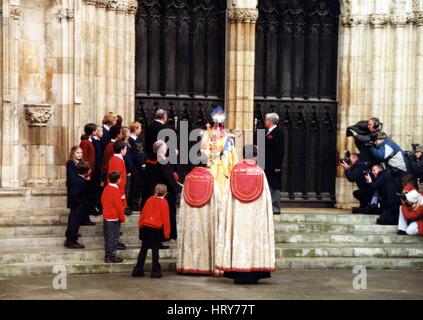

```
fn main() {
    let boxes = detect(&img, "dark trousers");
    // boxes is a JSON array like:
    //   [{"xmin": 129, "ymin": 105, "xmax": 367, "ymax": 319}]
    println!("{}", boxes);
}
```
[
  {"xmin": 103, "ymin": 220, "xmax": 121, "ymax": 260},
  {"xmin": 133, "ymin": 227, "xmax": 162, "ymax": 276},
  {"xmin": 379, "ymin": 205, "xmax": 400, "ymax": 224},
  {"xmin": 65, "ymin": 204, "xmax": 84, "ymax": 243},
  {"xmin": 353, "ymin": 187, "xmax": 373, "ymax": 208},
  {"xmin": 129, "ymin": 169, "xmax": 142, "ymax": 210}
]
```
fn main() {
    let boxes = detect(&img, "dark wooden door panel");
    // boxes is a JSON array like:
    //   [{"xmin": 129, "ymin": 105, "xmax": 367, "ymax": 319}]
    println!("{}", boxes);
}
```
[{"xmin": 254, "ymin": 0, "xmax": 340, "ymax": 207}]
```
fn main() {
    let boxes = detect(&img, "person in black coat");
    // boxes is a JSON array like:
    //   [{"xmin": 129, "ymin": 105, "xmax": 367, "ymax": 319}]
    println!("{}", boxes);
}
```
[
  {"xmin": 66, "ymin": 146, "xmax": 83, "ymax": 209},
  {"xmin": 264, "ymin": 113, "xmax": 285, "ymax": 215},
  {"xmin": 346, "ymin": 117, "xmax": 382, "ymax": 164},
  {"xmin": 101, "ymin": 112, "xmax": 118, "ymax": 150},
  {"xmin": 65, "ymin": 161, "xmax": 91, "ymax": 249},
  {"xmin": 365, "ymin": 165, "xmax": 401, "ymax": 225},
  {"xmin": 410, "ymin": 145, "xmax": 423, "ymax": 187},
  {"xmin": 128, "ymin": 122, "xmax": 147, "ymax": 210},
  {"xmin": 340, "ymin": 153, "xmax": 373, "ymax": 213},
  {"xmin": 145, "ymin": 109, "xmax": 168, "ymax": 160}
]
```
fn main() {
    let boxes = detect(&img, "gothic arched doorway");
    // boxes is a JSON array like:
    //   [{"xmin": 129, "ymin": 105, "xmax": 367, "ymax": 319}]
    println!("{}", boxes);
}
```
[{"xmin": 254, "ymin": 0, "xmax": 341, "ymax": 207}]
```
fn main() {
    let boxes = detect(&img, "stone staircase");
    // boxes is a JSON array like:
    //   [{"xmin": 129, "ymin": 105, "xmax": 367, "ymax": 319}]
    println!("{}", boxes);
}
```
[{"xmin": 1, "ymin": 203, "xmax": 423, "ymax": 277}]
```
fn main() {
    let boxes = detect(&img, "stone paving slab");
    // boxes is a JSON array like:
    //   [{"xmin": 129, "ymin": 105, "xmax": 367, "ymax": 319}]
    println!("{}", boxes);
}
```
[{"xmin": 0, "ymin": 269, "xmax": 422, "ymax": 300}]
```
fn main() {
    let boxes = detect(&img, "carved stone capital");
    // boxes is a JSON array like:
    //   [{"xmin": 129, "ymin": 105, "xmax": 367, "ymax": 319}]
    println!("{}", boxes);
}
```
[
  {"xmin": 82, "ymin": 0, "xmax": 97, "ymax": 5},
  {"xmin": 106, "ymin": 0, "xmax": 118, "ymax": 11},
  {"xmin": 228, "ymin": 8, "xmax": 259, "ymax": 24},
  {"xmin": 340, "ymin": 15, "xmax": 368, "ymax": 27},
  {"xmin": 9, "ymin": 5, "xmax": 23, "ymax": 19},
  {"xmin": 96, "ymin": 0, "xmax": 108, "ymax": 8},
  {"xmin": 414, "ymin": 12, "xmax": 423, "ymax": 25},
  {"xmin": 391, "ymin": 14, "xmax": 409, "ymax": 26},
  {"xmin": 127, "ymin": 0, "xmax": 138, "ymax": 14},
  {"xmin": 369, "ymin": 14, "xmax": 390, "ymax": 28},
  {"xmin": 24, "ymin": 104, "xmax": 53, "ymax": 127},
  {"xmin": 412, "ymin": 0, "xmax": 422, "ymax": 13}
]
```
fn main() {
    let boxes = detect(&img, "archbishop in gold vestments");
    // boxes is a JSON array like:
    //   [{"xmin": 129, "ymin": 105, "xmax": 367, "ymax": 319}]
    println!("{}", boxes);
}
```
[
  {"xmin": 177, "ymin": 166, "xmax": 223, "ymax": 276},
  {"xmin": 215, "ymin": 160, "xmax": 276, "ymax": 284},
  {"xmin": 200, "ymin": 126, "xmax": 237, "ymax": 193}
]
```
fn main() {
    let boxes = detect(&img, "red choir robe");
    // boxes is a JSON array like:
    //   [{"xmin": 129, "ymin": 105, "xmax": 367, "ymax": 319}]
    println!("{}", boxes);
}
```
[
  {"xmin": 107, "ymin": 154, "xmax": 127, "ymax": 209},
  {"xmin": 101, "ymin": 139, "xmax": 115, "ymax": 182}
]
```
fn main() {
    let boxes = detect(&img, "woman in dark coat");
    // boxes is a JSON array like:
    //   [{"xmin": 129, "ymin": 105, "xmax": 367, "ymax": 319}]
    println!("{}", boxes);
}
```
[{"xmin": 66, "ymin": 146, "xmax": 83, "ymax": 208}]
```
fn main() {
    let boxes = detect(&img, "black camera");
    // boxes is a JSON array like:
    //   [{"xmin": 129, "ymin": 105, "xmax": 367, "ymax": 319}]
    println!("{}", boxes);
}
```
[
  {"xmin": 339, "ymin": 151, "xmax": 351, "ymax": 165},
  {"xmin": 363, "ymin": 170, "xmax": 370, "ymax": 176},
  {"xmin": 396, "ymin": 192, "xmax": 408, "ymax": 202}
]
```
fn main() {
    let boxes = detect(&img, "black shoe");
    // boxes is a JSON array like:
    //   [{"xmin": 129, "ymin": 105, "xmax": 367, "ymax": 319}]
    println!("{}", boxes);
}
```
[
  {"xmin": 159, "ymin": 244, "xmax": 169, "ymax": 249},
  {"xmin": 81, "ymin": 221, "xmax": 96, "ymax": 226},
  {"xmin": 117, "ymin": 242, "xmax": 127, "ymax": 250},
  {"xmin": 273, "ymin": 212, "xmax": 281, "ymax": 215},
  {"xmin": 132, "ymin": 271, "xmax": 145, "ymax": 277},
  {"xmin": 65, "ymin": 242, "xmax": 85, "ymax": 249},
  {"xmin": 352, "ymin": 207, "xmax": 362, "ymax": 214},
  {"xmin": 105, "ymin": 257, "xmax": 123, "ymax": 263},
  {"xmin": 397, "ymin": 230, "xmax": 407, "ymax": 236},
  {"xmin": 125, "ymin": 208, "xmax": 133, "ymax": 216},
  {"xmin": 150, "ymin": 273, "xmax": 162, "ymax": 278}
]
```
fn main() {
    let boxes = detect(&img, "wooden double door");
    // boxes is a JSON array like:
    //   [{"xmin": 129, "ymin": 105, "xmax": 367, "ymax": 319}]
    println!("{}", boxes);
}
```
[{"xmin": 135, "ymin": 0, "xmax": 341, "ymax": 206}]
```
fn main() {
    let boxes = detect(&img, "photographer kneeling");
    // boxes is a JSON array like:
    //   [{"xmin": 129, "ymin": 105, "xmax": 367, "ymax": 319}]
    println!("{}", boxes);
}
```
[
  {"xmin": 397, "ymin": 186, "xmax": 423, "ymax": 236},
  {"xmin": 365, "ymin": 165, "xmax": 401, "ymax": 225},
  {"xmin": 340, "ymin": 153, "xmax": 372, "ymax": 214}
]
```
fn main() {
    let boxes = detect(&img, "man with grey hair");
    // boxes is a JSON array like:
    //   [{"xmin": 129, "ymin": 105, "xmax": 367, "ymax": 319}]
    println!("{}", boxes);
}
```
[
  {"xmin": 145, "ymin": 108, "xmax": 168, "ymax": 160},
  {"xmin": 264, "ymin": 112, "xmax": 285, "ymax": 215}
]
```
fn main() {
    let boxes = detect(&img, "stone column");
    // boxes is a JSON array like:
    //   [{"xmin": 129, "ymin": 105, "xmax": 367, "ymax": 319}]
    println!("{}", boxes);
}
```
[
  {"xmin": 115, "ymin": 2, "xmax": 125, "ymax": 119},
  {"xmin": 414, "ymin": 1, "xmax": 423, "ymax": 139},
  {"xmin": 94, "ymin": 0, "xmax": 107, "ymax": 121},
  {"xmin": 225, "ymin": 1, "xmax": 258, "ymax": 157},
  {"xmin": 105, "ymin": 1, "xmax": 116, "ymax": 116},
  {"xmin": 1, "ymin": 1, "xmax": 23, "ymax": 188},
  {"xmin": 125, "ymin": 1, "xmax": 137, "ymax": 123}
]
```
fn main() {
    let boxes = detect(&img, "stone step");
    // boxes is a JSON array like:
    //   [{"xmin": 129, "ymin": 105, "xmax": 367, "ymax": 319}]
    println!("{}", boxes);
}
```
[
  {"xmin": 0, "ymin": 259, "xmax": 176, "ymax": 277},
  {"xmin": 0, "ymin": 235, "xmax": 141, "ymax": 248},
  {"xmin": 275, "ymin": 233, "xmax": 423, "ymax": 245},
  {"xmin": 0, "ymin": 221, "xmax": 399, "ymax": 238},
  {"xmin": 2, "ymin": 256, "xmax": 423, "ymax": 277},
  {"xmin": 1, "ymin": 243, "xmax": 422, "ymax": 265},
  {"xmin": 277, "ymin": 243, "xmax": 423, "ymax": 258},
  {"xmin": 0, "ymin": 245, "xmax": 176, "ymax": 265},
  {"xmin": 276, "ymin": 257, "xmax": 423, "ymax": 269}
]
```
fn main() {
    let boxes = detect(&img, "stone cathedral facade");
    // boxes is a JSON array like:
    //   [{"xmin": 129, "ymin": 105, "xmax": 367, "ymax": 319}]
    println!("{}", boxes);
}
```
[{"xmin": 0, "ymin": 0, "xmax": 422, "ymax": 209}]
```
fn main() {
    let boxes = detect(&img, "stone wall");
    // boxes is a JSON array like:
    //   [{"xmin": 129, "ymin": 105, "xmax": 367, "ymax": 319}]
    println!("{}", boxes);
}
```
[
  {"xmin": 0, "ymin": 0, "xmax": 137, "ymax": 188},
  {"xmin": 336, "ymin": 0, "xmax": 423, "ymax": 207}
]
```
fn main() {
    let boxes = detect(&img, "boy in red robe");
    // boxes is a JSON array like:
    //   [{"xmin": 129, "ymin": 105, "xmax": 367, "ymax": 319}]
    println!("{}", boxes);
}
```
[
  {"xmin": 398, "ymin": 185, "xmax": 423, "ymax": 236},
  {"xmin": 132, "ymin": 184, "xmax": 170, "ymax": 278},
  {"xmin": 101, "ymin": 125, "xmax": 122, "ymax": 185},
  {"xmin": 107, "ymin": 140, "xmax": 128, "ymax": 250},
  {"xmin": 79, "ymin": 123, "xmax": 97, "ymax": 176},
  {"xmin": 101, "ymin": 171, "xmax": 126, "ymax": 263}
]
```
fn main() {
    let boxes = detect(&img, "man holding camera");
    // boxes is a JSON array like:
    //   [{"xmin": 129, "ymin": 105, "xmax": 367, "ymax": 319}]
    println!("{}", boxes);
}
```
[
  {"xmin": 365, "ymin": 165, "xmax": 401, "ymax": 225},
  {"xmin": 340, "ymin": 153, "xmax": 373, "ymax": 214},
  {"xmin": 347, "ymin": 117, "xmax": 382, "ymax": 164},
  {"xmin": 397, "ymin": 186, "xmax": 423, "ymax": 236},
  {"xmin": 368, "ymin": 132, "xmax": 416, "ymax": 188}
]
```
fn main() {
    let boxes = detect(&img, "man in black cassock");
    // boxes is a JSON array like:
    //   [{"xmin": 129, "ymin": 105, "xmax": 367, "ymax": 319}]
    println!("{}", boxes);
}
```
[
  {"xmin": 145, "ymin": 109, "xmax": 168, "ymax": 160},
  {"xmin": 264, "ymin": 113, "xmax": 285, "ymax": 215}
]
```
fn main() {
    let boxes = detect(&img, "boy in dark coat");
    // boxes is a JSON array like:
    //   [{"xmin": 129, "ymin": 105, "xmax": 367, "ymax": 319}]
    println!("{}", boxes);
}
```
[{"xmin": 64, "ymin": 161, "xmax": 91, "ymax": 249}]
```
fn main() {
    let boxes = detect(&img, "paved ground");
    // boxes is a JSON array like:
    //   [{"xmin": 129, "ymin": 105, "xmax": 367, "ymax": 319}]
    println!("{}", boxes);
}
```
[{"xmin": 0, "ymin": 269, "xmax": 422, "ymax": 300}]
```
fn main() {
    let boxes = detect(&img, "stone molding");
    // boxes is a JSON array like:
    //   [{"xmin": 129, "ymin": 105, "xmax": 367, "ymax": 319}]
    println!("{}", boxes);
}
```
[
  {"xmin": 24, "ymin": 104, "xmax": 53, "ymax": 128},
  {"xmin": 82, "ymin": 0, "xmax": 137, "ymax": 14},
  {"xmin": 342, "ymin": 13, "xmax": 423, "ymax": 28},
  {"xmin": 227, "ymin": 8, "xmax": 259, "ymax": 23}
]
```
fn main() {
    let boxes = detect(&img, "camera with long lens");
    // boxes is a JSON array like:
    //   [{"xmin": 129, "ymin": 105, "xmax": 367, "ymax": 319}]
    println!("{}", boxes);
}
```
[
  {"xmin": 339, "ymin": 150, "xmax": 351, "ymax": 165},
  {"xmin": 396, "ymin": 192, "xmax": 408, "ymax": 202}
]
